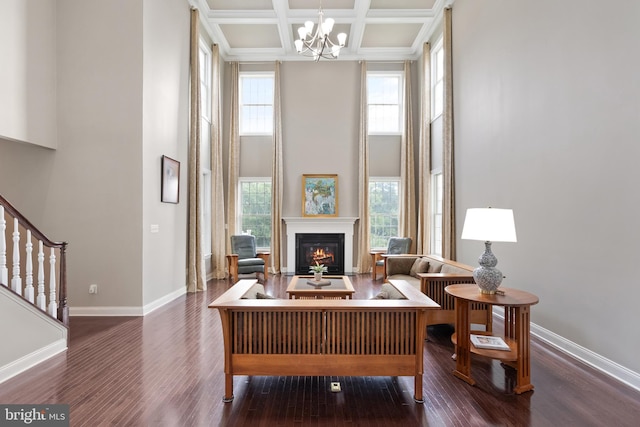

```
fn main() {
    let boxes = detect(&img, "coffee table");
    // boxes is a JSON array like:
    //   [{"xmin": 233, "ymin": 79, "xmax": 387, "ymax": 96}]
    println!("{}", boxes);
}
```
[{"xmin": 286, "ymin": 275, "xmax": 355, "ymax": 299}]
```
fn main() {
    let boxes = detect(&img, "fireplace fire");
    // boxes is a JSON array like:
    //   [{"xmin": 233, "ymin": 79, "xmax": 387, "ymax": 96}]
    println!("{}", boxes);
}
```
[
  {"xmin": 312, "ymin": 248, "xmax": 334, "ymax": 264},
  {"xmin": 295, "ymin": 233, "xmax": 345, "ymax": 275}
]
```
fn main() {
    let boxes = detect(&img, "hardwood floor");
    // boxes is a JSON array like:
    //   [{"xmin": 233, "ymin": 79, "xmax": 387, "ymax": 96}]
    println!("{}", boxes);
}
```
[{"xmin": 1, "ymin": 274, "xmax": 639, "ymax": 426}]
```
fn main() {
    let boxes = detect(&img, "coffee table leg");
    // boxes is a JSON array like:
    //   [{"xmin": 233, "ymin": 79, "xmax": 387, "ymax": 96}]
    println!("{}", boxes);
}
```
[{"xmin": 453, "ymin": 297, "xmax": 475, "ymax": 385}]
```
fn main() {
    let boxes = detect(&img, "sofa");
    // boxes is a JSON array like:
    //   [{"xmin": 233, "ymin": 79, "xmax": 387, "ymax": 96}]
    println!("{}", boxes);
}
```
[
  {"xmin": 384, "ymin": 254, "xmax": 492, "ymax": 333},
  {"xmin": 209, "ymin": 279, "xmax": 440, "ymax": 404}
]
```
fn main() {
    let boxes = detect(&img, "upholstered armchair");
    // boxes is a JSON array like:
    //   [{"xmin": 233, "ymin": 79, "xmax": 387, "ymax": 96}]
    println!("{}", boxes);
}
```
[
  {"xmin": 370, "ymin": 237, "xmax": 412, "ymax": 280},
  {"xmin": 227, "ymin": 235, "xmax": 270, "ymax": 283}
]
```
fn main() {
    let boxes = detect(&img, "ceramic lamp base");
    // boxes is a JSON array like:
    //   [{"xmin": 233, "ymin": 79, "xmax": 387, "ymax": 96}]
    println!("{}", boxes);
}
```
[{"xmin": 473, "ymin": 241, "xmax": 504, "ymax": 294}]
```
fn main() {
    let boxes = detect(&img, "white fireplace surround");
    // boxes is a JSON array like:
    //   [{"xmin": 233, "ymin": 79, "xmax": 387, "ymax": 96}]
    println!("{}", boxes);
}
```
[{"xmin": 283, "ymin": 217, "xmax": 358, "ymax": 274}]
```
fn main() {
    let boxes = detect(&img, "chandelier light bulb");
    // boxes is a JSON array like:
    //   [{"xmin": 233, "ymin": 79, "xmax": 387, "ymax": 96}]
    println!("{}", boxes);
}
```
[
  {"xmin": 323, "ymin": 18, "xmax": 334, "ymax": 34},
  {"xmin": 304, "ymin": 21, "xmax": 314, "ymax": 34}
]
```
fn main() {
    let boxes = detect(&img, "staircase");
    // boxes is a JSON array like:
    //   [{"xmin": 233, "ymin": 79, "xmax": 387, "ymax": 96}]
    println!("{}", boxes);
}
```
[{"xmin": 0, "ymin": 193, "xmax": 68, "ymax": 326}]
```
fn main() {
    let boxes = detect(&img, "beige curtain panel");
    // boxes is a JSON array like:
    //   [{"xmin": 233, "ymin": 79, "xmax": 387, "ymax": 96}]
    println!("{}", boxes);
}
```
[
  {"xmin": 442, "ymin": 6, "xmax": 456, "ymax": 260},
  {"xmin": 271, "ymin": 61, "xmax": 283, "ymax": 274},
  {"xmin": 357, "ymin": 61, "xmax": 371, "ymax": 274},
  {"xmin": 417, "ymin": 42, "xmax": 432, "ymax": 254},
  {"xmin": 187, "ymin": 8, "xmax": 206, "ymax": 292},
  {"xmin": 399, "ymin": 60, "xmax": 417, "ymax": 252},
  {"xmin": 226, "ymin": 62, "xmax": 240, "ymax": 255},
  {"xmin": 210, "ymin": 44, "xmax": 226, "ymax": 279}
]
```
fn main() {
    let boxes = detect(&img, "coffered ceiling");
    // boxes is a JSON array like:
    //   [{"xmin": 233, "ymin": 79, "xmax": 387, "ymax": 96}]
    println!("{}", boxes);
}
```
[{"xmin": 191, "ymin": 0, "xmax": 450, "ymax": 62}]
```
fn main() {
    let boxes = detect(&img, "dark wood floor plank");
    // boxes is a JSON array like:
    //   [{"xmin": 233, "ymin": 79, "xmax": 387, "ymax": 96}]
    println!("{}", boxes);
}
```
[{"xmin": 1, "ymin": 274, "xmax": 639, "ymax": 426}]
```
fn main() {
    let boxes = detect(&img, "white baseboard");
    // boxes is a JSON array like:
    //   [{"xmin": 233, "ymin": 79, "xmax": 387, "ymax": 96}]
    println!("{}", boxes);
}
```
[
  {"xmin": 69, "ymin": 305, "xmax": 144, "ymax": 316},
  {"xmin": 142, "ymin": 287, "xmax": 186, "ymax": 315},
  {"xmin": 0, "ymin": 339, "xmax": 67, "ymax": 384},
  {"xmin": 70, "ymin": 286, "xmax": 186, "ymax": 317},
  {"xmin": 493, "ymin": 310, "xmax": 640, "ymax": 392}
]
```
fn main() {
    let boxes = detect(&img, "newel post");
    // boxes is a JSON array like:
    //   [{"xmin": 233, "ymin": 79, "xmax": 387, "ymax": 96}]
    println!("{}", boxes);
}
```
[{"xmin": 57, "ymin": 242, "xmax": 69, "ymax": 326}]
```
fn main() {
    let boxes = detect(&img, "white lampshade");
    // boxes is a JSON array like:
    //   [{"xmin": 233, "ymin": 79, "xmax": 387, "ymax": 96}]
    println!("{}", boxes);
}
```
[
  {"xmin": 461, "ymin": 208, "xmax": 517, "ymax": 242},
  {"xmin": 298, "ymin": 26, "xmax": 308, "ymax": 40}
]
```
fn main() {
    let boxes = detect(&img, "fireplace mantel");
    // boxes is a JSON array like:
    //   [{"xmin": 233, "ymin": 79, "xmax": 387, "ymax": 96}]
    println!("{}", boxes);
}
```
[{"xmin": 283, "ymin": 217, "xmax": 358, "ymax": 274}]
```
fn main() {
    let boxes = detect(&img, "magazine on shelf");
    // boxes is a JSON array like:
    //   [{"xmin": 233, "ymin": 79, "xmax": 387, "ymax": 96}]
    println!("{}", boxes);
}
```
[{"xmin": 470, "ymin": 334, "xmax": 510, "ymax": 351}]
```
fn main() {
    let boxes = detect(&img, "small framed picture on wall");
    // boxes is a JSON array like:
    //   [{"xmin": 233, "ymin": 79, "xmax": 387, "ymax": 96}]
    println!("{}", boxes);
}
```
[{"xmin": 161, "ymin": 155, "xmax": 180, "ymax": 204}]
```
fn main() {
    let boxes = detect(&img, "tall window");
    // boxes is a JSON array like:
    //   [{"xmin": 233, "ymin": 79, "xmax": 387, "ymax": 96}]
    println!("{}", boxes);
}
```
[
  {"xmin": 369, "ymin": 178, "xmax": 400, "ymax": 249},
  {"xmin": 431, "ymin": 39, "xmax": 444, "ymax": 119},
  {"xmin": 238, "ymin": 178, "xmax": 272, "ymax": 249},
  {"xmin": 239, "ymin": 73, "xmax": 274, "ymax": 135},
  {"xmin": 367, "ymin": 72, "xmax": 403, "ymax": 134},
  {"xmin": 431, "ymin": 172, "xmax": 443, "ymax": 256},
  {"xmin": 199, "ymin": 42, "xmax": 212, "ymax": 257}
]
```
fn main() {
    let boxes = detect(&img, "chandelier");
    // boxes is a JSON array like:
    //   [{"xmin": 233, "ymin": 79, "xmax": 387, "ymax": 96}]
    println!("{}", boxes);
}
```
[{"xmin": 294, "ymin": 5, "xmax": 347, "ymax": 61}]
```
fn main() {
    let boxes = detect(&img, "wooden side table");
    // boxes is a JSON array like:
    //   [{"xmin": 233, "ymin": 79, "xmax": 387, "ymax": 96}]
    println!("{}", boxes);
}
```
[{"xmin": 445, "ymin": 284, "xmax": 539, "ymax": 394}]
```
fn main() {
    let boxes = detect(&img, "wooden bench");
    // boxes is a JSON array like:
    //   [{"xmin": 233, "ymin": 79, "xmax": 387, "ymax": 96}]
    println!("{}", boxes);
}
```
[{"xmin": 209, "ymin": 279, "xmax": 440, "ymax": 404}]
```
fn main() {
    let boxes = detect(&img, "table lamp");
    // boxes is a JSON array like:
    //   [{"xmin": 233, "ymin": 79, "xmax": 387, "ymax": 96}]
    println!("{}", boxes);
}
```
[{"xmin": 461, "ymin": 208, "xmax": 517, "ymax": 294}]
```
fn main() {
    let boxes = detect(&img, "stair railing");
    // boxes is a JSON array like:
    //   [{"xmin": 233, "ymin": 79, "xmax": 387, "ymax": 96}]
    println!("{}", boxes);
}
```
[{"xmin": 0, "ymin": 194, "xmax": 68, "ymax": 326}]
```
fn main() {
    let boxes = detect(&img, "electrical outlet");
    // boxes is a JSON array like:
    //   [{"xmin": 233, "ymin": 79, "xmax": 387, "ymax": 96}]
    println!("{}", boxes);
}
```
[
  {"xmin": 330, "ymin": 382, "xmax": 341, "ymax": 392},
  {"xmin": 89, "ymin": 284, "xmax": 98, "ymax": 294}
]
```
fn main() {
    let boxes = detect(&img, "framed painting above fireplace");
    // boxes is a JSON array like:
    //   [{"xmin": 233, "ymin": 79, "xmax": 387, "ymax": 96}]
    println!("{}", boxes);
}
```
[{"xmin": 302, "ymin": 174, "xmax": 338, "ymax": 217}]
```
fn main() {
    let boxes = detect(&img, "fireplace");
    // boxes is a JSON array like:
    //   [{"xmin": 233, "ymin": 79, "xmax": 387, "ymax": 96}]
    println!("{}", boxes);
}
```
[
  {"xmin": 283, "ymin": 217, "xmax": 357, "ymax": 274},
  {"xmin": 295, "ymin": 233, "xmax": 345, "ymax": 275}
]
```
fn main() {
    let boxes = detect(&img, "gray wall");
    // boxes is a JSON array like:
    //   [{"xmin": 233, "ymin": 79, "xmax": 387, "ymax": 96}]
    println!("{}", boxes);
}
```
[
  {"xmin": 280, "ymin": 61, "xmax": 361, "ymax": 219},
  {"xmin": 0, "ymin": 0, "xmax": 57, "ymax": 149},
  {"xmin": 0, "ymin": 0, "xmax": 190, "ymax": 311},
  {"xmin": 0, "ymin": 286, "xmax": 66, "ymax": 373},
  {"xmin": 141, "ymin": 0, "xmax": 190, "ymax": 305},
  {"xmin": 54, "ymin": 0, "xmax": 144, "ymax": 308},
  {"xmin": 453, "ymin": 0, "xmax": 640, "ymax": 373}
]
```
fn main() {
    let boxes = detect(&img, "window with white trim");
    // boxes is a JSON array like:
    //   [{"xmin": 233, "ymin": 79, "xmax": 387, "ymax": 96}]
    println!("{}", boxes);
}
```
[
  {"xmin": 238, "ymin": 178, "xmax": 272, "ymax": 250},
  {"xmin": 239, "ymin": 73, "xmax": 274, "ymax": 135},
  {"xmin": 431, "ymin": 39, "xmax": 444, "ymax": 120},
  {"xmin": 369, "ymin": 178, "xmax": 401, "ymax": 249},
  {"xmin": 431, "ymin": 172, "xmax": 443, "ymax": 256},
  {"xmin": 199, "ymin": 42, "xmax": 212, "ymax": 256},
  {"xmin": 367, "ymin": 72, "xmax": 403, "ymax": 134}
]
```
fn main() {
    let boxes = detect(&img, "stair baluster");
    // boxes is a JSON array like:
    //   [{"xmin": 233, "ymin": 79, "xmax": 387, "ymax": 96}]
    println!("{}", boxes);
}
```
[
  {"xmin": 12, "ymin": 218, "xmax": 21, "ymax": 295},
  {"xmin": 48, "ymin": 248, "xmax": 57, "ymax": 318},
  {"xmin": 0, "ymin": 206, "xmax": 6, "ymax": 285},
  {"xmin": 25, "ymin": 230, "xmax": 34, "ymax": 303},
  {"xmin": 37, "ymin": 240, "xmax": 46, "ymax": 310}
]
